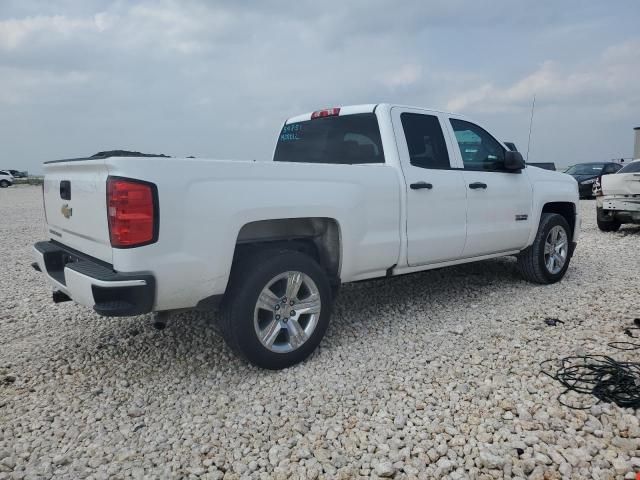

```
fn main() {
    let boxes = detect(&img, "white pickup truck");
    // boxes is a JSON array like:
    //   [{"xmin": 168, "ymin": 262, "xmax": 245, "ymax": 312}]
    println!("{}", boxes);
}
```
[
  {"xmin": 34, "ymin": 104, "xmax": 580, "ymax": 369},
  {"xmin": 596, "ymin": 159, "xmax": 640, "ymax": 231}
]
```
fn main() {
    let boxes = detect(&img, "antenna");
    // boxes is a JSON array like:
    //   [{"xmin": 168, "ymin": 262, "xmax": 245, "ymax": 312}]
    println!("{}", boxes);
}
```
[{"xmin": 526, "ymin": 94, "xmax": 536, "ymax": 162}]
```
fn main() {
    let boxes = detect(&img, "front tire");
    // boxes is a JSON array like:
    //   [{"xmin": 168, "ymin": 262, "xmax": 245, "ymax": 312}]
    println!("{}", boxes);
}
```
[
  {"xmin": 0, "ymin": 180, "xmax": 9, "ymax": 188},
  {"xmin": 596, "ymin": 207, "xmax": 621, "ymax": 232},
  {"xmin": 220, "ymin": 249, "xmax": 332, "ymax": 370},
  {"xmin": 517, "ymin": 213, "xmax": 572, "ymax": 284}
]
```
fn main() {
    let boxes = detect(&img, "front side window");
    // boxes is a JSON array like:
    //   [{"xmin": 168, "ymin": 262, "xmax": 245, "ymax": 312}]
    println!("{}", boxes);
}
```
[
  {"xmin": 273, "ymin": 113, "xmax": 384, "ymax": 164},
  {"xmin": 450, "ymin": 119, "xmax": 505, "ymax": 171},
  {"xmin": 603, "ymin": 163, "xmax": 621, "ymax": 174},
  {"xmin": 400, "ymin": 113, "xmax": 450, "ymax": 169}
]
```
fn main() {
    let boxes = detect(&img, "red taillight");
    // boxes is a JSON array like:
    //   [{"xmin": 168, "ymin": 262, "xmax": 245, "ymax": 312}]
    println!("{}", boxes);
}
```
[
  {"xmin": 311, "ymin": 107, "xmax": 340, "ymax": 119},
  {"xmin": 107, "ymin": 177, "xmax": 158, "ymax": 248}
]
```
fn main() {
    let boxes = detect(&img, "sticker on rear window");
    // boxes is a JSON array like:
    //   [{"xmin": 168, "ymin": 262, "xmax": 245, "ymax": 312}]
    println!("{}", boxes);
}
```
[{"xmin": 280, "ymin": 124, "xmax": 302, "ymax": 141}]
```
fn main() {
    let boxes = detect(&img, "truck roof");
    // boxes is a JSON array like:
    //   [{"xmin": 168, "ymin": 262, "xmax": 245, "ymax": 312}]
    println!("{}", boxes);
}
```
[{"xmin": 284, "ymin": 103, "xmax": 460, "ymax": 124}]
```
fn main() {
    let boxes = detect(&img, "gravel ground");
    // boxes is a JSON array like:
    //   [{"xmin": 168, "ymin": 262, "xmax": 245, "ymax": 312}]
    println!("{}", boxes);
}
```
[{"xmin": 1, "ymin": 185, "xmax": 639, "ymax": 480}]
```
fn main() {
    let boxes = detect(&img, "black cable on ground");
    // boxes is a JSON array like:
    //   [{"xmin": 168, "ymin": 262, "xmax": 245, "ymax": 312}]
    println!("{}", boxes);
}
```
[
  {"xmin": 608, "ymin": 326, "xmax": 640, "ymax": 351},
  {"xmin": 541, "ymin": 355, "xmax": 640, "ymax": 409},
  {"xmin": 541, "ymin": 319, "xmax": 640, "ymax": 410},
  {"xmin": 608, "ymin": 342, "xmax": 640, "ymax": 351}
]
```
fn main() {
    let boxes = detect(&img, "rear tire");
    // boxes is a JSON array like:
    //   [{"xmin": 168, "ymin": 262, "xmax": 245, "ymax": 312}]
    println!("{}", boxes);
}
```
[
  {"xmin": 220, "ymin": 249, "xmax": 332, "ymax": 370},
  {"xmin": 517, "ymin": 213, "xmax": 572, "ymax": 284},
  {"xmin": 596, "ymin": 207, "xmax": 621, "ymax": 232},
  {"xmin": 0, "ymin": 180, "xmax": 9, "ymax": 188}
]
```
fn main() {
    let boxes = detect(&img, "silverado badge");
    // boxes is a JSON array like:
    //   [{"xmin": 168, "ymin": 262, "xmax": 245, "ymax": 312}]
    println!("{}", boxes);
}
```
[{"xmin": 61, "ymin": 204, "xmax": 73, "ymax": 219}]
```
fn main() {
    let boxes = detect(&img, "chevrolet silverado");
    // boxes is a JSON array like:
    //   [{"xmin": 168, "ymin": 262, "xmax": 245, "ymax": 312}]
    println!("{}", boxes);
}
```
[{"xmin": 33, "ymin": 104, "xmax": 580, "ymax": 369}]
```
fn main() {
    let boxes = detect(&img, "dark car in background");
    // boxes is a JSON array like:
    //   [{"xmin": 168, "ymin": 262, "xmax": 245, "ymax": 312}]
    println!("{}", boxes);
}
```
[
  {"xmin": 504, "ymin": 141, "xmax": 556, "ymax": 171},
  {"xmin": 527, "ymin": 162, "xmax": 556, "ymax": 171},
  {"xmin": 564, "ymin": 162, "xmax": 622, "ymax": 199}
]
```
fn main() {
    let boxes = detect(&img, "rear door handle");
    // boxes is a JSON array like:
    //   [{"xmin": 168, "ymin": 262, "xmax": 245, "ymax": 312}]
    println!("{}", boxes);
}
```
[
  {"xmin": 410, "ymin": 182, "xmax": 433, "ymax": 190},
  {"xmin": 468, "ymin": 182, "xmax": 487, "ymax": 190}
]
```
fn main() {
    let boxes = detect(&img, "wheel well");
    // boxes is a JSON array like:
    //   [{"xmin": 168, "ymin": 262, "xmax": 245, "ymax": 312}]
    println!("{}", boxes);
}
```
[
  {"xmin": 542, "ymin": 202, "xmax": 576, "ymax": 236},
  {"xmin": 233, "ymin": 218, "xmax": 341, "ymax": 281}
]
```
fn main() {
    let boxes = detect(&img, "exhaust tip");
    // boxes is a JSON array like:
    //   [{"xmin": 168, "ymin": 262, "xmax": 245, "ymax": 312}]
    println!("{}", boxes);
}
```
[{"xmin": 152, "ymin": 311, "xmax": 170, "ymax": 330}]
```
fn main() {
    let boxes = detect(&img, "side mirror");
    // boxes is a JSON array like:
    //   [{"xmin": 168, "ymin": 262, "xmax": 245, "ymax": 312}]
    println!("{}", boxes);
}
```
[{"xmin": 504, "ymin": 150, "xmax": 525, "ymax": 171}]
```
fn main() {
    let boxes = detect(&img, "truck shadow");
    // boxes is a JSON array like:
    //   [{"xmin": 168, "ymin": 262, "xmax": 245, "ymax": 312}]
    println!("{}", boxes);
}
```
[
  {"xmin": 71, "ymin": 255, "xmax": 539, "ymax": 379},
  {"xmin": 327, "ymin": 256, "xmax": 522, "ymax": 333},
  {"xmin": 108, "ymin": 256, "xmax": 523, "ymax": 362}
]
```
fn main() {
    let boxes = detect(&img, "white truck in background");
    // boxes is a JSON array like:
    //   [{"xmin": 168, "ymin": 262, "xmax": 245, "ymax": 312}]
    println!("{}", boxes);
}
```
[
  {"xmin": 33, "ymin": 104, "xmax": 580, "ymax": 369},
  {"xmin": 596, "ymin": 159, "xmax": 640, "ymax": 231}
]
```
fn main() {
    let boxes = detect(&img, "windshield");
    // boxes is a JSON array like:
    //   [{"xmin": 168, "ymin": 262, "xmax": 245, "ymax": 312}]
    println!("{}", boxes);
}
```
[
  {"xmin": 273, "ymin": 113, "xmax": 385, "ymax": 164},
  {"xmin": 565, "ymin": 163, "xmax": 605, "ymax": 175}
]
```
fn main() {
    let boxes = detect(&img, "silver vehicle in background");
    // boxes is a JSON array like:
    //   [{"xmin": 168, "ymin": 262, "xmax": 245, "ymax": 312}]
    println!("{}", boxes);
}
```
[{"xmin": 0, "ymin": 170, "xmax": 14, "ymax": 188}]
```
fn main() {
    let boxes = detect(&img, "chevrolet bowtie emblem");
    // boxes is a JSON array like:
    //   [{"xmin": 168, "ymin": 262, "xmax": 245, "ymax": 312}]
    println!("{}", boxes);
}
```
[{"xmin": 61, "ymin": 204, "xmax": 73, "ymax": 219}]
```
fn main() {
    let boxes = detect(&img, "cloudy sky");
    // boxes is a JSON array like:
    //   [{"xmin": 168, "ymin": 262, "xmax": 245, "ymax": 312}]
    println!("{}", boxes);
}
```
[{"xmin": 1, "ymin": 0, "xmax": 639, "ymax": 174}]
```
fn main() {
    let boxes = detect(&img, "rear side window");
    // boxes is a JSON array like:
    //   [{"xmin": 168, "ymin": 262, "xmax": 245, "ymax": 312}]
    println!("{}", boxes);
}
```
[
  {"xmin": 400, "ymin": 113, "xmax": 450, "ymax": 169},
  {"xmin": 618, "ymin": 162, "xmax": 640, "ymax": 173},
  {"xmin": 273, "ymin": 113, "xmax": 384, "ymax": 164}
]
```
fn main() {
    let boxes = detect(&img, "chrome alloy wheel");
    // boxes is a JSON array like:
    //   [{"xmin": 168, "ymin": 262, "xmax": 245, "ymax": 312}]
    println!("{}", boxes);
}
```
[
  {"xmin": 253, "ymin": 271, "xmax": 322, "ymax": 353},
  {"xmin": 544, "ymin": 225, "xmax": 568, "ymax": 275}
]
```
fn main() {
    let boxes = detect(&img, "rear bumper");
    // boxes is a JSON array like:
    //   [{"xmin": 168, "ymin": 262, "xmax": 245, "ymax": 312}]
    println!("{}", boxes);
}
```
[
  {"xmin": 602, "ymin": 197, "xmax": 640, "ymax": 212},
  {"xmin": 33, "ymin": 241, "xmax": 155, "ymax": 317},
  {"xmin": 599, "ymin": 197, "xmax": 640, "ymax": 224}
]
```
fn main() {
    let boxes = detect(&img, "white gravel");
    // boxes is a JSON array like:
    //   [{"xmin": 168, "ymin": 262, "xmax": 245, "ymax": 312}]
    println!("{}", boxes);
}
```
[{"xmin": 1, "ymin": 185, "xmax": 640, "ymax": 479}]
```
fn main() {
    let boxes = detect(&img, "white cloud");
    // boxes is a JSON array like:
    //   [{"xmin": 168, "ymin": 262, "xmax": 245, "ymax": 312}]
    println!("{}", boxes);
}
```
[
  {"xmin": 0, "ymin": 1, "xmax": 639, "ymax": 172},
  {"xmin": 0, "ymin": 14, "xmax": 106, "ymax": 50},
  {"xmin": 0, "ymin": 67, "xmax": 91, "ymax": 105},
  {"xmin": 380, "ymin": 63, "xmax": 422, "ymax": 89},
  {"xmin": 446, "ymin": 39, "xmax": 640, "ymax": 113}
]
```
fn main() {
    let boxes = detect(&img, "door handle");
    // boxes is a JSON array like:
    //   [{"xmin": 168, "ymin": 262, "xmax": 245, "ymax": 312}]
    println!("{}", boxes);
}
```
[
  {"xmin": 410, "ymin": 182, "xmax": 433, "ymax": 190},
  {"xmin": 468, "ymin": 182, "xmax": 487, "ymax": 190}
]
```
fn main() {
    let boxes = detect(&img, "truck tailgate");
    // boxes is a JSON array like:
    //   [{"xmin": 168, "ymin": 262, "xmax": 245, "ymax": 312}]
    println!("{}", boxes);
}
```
[
  {"xmin": 43, "ymin": 160, "xmax": 112, "ymax": 263},
  {"xmin": 602, "ymin": 172, "xmax": 640, "ymax": 196}
]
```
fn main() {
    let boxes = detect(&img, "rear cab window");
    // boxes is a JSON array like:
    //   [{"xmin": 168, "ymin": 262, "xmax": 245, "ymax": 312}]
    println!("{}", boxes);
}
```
[{"xmin": 273, "ymin": 113, "xmax": 385, "ymax": 164}]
